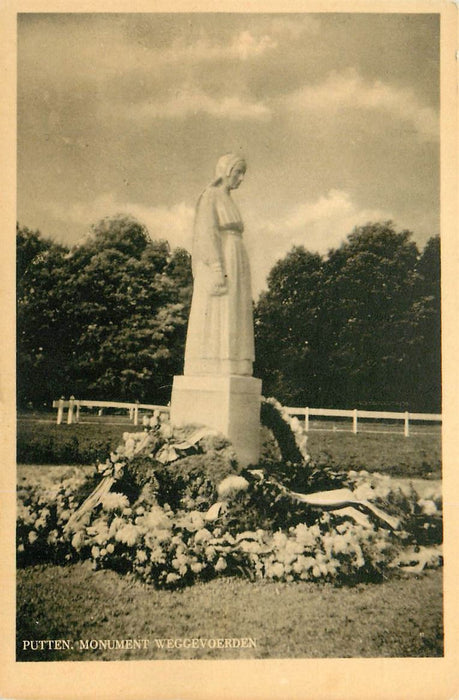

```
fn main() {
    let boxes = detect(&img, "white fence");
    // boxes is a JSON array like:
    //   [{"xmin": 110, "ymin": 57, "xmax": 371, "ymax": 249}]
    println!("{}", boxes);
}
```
[
  {"xmin": 284, "ymin": 406, "xmax": 441, "ymax": 437},
  {"xmin": 52, "ymin": 397, "xmax": 170, "ymax": 426},
  {"xmin": 53, "ymin": 396, "xmax": 441, "ymax": 436}
]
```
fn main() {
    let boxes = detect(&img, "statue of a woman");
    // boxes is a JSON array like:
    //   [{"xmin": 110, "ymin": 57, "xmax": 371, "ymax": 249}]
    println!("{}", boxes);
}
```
[{"xmin": 184, "ymin": 153, "xmax": 255, "ymax": 376}]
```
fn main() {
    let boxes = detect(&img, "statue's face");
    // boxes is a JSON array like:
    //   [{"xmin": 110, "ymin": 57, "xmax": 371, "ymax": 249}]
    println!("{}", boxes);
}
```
[{"xmin": 227, "ymin": 163, "xmax": 246, "ymax": 190}]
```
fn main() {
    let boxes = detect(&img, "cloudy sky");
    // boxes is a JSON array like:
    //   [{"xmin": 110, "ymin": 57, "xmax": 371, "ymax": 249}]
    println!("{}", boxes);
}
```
[{"xmin": 18, "ymin": 12, "xmax": 439, "ymax": 296}]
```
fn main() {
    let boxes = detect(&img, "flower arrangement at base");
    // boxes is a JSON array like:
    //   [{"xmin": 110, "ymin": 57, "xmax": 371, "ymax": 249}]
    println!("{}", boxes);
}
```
[{"xmin": 16, "ymin": 402, "xmax": 443, "ymax": 588}]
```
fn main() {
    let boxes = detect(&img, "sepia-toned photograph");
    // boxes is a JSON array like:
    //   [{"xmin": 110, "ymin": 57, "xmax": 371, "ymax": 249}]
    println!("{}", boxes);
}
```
[{"xmin": 3, "ymin": 2, "xmax": 458, "ymax": 698}]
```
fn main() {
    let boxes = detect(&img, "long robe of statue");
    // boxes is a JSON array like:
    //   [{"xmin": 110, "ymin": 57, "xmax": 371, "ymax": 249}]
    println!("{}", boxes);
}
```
[{"xmin": 184, "ymin": 153, "xmax": 255, "ymax": 377}]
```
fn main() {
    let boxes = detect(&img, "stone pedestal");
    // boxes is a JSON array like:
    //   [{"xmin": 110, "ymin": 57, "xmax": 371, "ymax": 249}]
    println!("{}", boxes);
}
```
[{"xmin": 170, "ymin": 375, "xmax": 262, "ymax": 467}]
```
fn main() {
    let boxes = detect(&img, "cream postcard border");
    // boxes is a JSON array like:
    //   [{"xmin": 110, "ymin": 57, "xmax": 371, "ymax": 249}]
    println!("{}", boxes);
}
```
[{"xmin": 1, "ymin": 2, "xmax": 457, "ymax": 699}]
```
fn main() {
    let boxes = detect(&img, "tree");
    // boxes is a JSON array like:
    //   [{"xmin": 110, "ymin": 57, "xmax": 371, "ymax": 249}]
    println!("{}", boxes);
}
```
[
  {"xmin": 255, "ymin": 222, "xmax": 441, "ymax": 411},
  {"xmin": 316, "ymin": 222, "xmax": 420, "ymax": 409},
  {"xmin": 402, "ymin": 236, "xmax": 441, "ymax": 411},
  {"xmin": 17, "ymin": 215, "xmax": 193, "ymax": 407},
  {"xmin": 254, "ymin": 246, "xmax": 323, "ymax": 405},
  {"xmin": 17, "ymin": 227, "xmax": 71, "ymax": 407}
]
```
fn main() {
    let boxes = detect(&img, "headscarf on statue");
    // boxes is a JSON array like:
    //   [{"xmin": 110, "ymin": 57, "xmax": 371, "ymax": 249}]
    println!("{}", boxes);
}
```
[
  {"xmin": 212, "ymin": 152, "xmax": 246, "ymax": 185},
  {"xmin": 191, "ymin": 153, "xmax": 246, "ymax": 273}
]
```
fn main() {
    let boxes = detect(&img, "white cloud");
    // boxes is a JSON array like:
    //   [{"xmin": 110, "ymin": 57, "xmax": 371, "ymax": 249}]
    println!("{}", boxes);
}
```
[
  {"xmin": 49, "ymin": 193, "xmax": 195, "ymax": 251},
  {"xmin": 117, "ymin": 90, "xmax": 271, "ymax": 121},
  {"xmin": 229, "ymin": 30, "xmax": 277, "ymax": 60},
  {"xmin": 156, "ymin": 30, "xmax": 277, "ymax": 64},
  {"xmin": 285, "ymin": 69, "xmax": 438, "ymax": 142},
  {"xmin": 130, "ymin": 30, "xmax": 277, "ymax": 66},
  {"xmin": 245, "ymin": 189, "xmax": 392, "ymax": 295},
  {"xmin": 21, "ymin": 23, "xmax": 278, "ymax": 87},
  {"xmin": 269, "ymin": 189, "xmax": 390, "ymax": 248},
  {"xmin": 269, "ymin": 15, "xmax": 321, "ymax": 39}
]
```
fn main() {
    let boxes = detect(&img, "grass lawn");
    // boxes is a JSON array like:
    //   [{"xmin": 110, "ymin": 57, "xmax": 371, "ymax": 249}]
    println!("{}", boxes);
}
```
[
  {"xmin": 306, "ymin": 430, "xmax": 441, "ymax": 479},
  {"xmin": 16, "ymin": 418, "xmax": 145, "ymax": 465},
  {"xmin": 17, "ymin": 415, "xmax": 441, "ymax": 478},
  {"xmin": 16, "ymin": 563, "xmax": 443, "ymax": 661}
]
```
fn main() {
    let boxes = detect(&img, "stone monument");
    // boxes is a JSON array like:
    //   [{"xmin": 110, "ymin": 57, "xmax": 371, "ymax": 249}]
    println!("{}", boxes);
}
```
[{"xmin": 170, "ymin": 153, "xmax": 262, "ymax": 466}]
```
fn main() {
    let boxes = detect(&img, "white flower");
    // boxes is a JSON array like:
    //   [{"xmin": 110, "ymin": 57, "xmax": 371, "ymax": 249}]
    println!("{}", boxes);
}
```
[
  {"xmin": 98, "ymin": 460, "xmax": 112, "ymax": 475},
  {"xmin": 159, "ymin": 422, "xmax": 173, "ymax": 439},
  {"xmin": 149, "ymin": 415, "xmax": 160, "ymax": 428},
  {"xmin": 139, "ymin": 507, "xmax": 172, "ymax": 532},
  {"xmin": 28, "ymin": 530, "xmax": 38, "ymax": 544},
  {"xmin": 94, "ymin": 527, "xmax": 110, "ymax": 545},
  {"xmin": 124, "ymin": 439, "xmax": 136, "ymax": 458},
  {"xmin": 215, "ymin": 556, "xmax": 227, "ymax": 572},
  {"xmin": 296, "ymin": 434, "xmax": 309, "ymax": 460},
  {"xmin": 178, "ymin": 510, "xmax": 205, "ymax": 532},
  {"xmin": 47, "ymin": 529, "xmax": 58, "ymax": 545},
  {"xmin": 101, "ymin": 493, "xmax": 130, "ymax": 512},
  {"xmin": 269, "ymin": 562, "xmax": 284, "ymax": 578},
  {"xmin": 217, "ymin": 475, "xmax": 249, "ymax": 499},
  {"xmin": 71, "ymin": 531, "xmax": 85, "ymax": 551},
  {"xmin": 154, "ymin": 529, "xmax": 171, "ymax": 543},
  {"xmin": 294, "ymin": 523, "xmax": 316, "ymax": 548},
  {"xmin": 108, "ymin": 517, "xmax": 126, "ymax": 538},
  {"xmin": 273, "ymin": 531, "xmax": 288, "ymax": 549},
  {"xmin": 115, "ymin": 524, "xmax": 140, "ymax": 546},
  {"xmin": 418, "ymin": 499, "xmax": 438, "ymax": 516},
  {"xmin": 114, "ymin": 463, "xmax": 125, "ymax": 477},
  {"xmin": 195, "ymin": 528, "xmax": 212, "ymax": 544}
]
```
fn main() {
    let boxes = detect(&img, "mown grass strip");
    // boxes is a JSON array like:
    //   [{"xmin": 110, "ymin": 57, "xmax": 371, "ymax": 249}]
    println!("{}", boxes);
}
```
[{"xmin": 16, "ymin": 563, "xmax": 443, "ymax": 660}]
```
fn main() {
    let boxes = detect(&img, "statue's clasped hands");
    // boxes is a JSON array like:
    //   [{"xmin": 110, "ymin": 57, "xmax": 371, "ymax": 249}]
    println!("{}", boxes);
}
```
[{"xmin": 210, "ymin": 262, "xmax": 228, "ymax": 296}]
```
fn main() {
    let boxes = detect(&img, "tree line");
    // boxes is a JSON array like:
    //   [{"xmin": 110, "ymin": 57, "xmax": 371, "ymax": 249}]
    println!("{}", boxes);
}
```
[{"xmin": 17, "ymin": 217, "xmax": 441, "ymax": 412}]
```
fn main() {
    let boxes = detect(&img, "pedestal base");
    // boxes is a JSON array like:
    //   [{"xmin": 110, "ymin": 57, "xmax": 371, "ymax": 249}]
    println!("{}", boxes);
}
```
[{"xmin": 170, "ymin": 375, "xmax": 262, "ymax": 467}]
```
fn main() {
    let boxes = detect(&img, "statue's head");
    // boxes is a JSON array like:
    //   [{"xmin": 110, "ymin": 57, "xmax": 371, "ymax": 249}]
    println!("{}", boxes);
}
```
[{"xmin": 213, "ymin": 153, "xmax": 247, "ymax": 190}]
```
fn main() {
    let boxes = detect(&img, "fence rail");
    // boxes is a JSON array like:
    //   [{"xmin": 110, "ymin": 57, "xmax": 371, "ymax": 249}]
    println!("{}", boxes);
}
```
[
  {"xmin": 53, "ymin": 397, "xmax": 441, "ymax": 436},
  {"xmin": 52, "ymin": 397, "xmax": 170, "ymax": 426},
  {"xmin": 284, "ymin": 406, "xmax": 441, "ymax": 437}
]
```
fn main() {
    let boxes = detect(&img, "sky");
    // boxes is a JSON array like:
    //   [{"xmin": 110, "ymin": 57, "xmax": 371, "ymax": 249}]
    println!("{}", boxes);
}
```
[{"xmin": 17, "ymin": 12, "xmax": 440, "ymax": 296}]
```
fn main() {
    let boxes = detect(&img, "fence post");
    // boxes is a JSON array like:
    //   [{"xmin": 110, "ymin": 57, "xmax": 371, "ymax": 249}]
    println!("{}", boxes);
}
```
[
  {"xmin": 57, "ymin": 396, "xmax": 65, "ymax": 425},
  {"xmin": 67, "ymin": 396, "xmax": 75, "ymax": 425},
  {"xmin": 129, "ymin": 407, "xmax": 134, "ymax": 421},
  {"xmin": 353, "ymin": 408, "xmax": 358, "ymax": 434},
  {"xmin": 75, "ymin": 401, "xmax": 80, "ymax": 423},
  {"xmin": 305, "ymin": 407, "xmax": 309, "ymax": 432},
  {"xmin": 134, "ymin": 401, "xmax": 139, "ymax": 426},
  {"xmin": 404, "ymin": 411, "xmax": 410, "ymax": 437}
]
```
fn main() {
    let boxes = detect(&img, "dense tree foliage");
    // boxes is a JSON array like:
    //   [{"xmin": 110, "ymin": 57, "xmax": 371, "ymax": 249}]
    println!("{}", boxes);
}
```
[
  {"xmin": 17, "ymin": 218, "xmax": 440, "ymax": 412},
  {"xmin": 17, "ymin": 216, "xmax": 192, "ymax": 407},
  {"xmin": 254, "ymin": 223, "xmax": 441, "ymax": 412}
]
